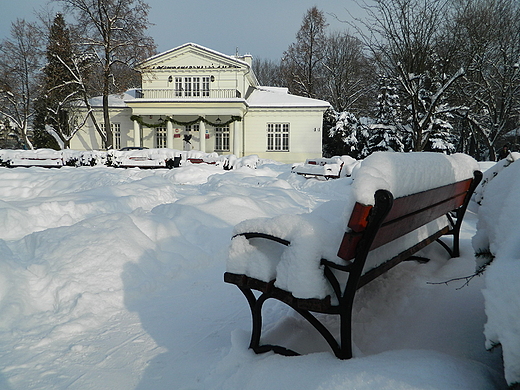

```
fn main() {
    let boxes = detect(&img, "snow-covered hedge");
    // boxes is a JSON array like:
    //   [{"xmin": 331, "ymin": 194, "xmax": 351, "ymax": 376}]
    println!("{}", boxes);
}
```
[
  {"xmin": 473, "ymin": 152, "xmax": 520, "ymax": 205},
  {"xmin": 0, "ymin": 148, "xmax": 250, "ymax": 170},
  {"xmin": 473, "ymin": 156, "xmax": 520, "ymax": 387}
]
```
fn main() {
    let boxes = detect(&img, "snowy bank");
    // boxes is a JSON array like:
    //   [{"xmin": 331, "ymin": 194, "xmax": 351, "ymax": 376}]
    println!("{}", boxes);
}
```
[{"xmin": 473, "ymin": 156, "xmax": 520, "ymax": 387}]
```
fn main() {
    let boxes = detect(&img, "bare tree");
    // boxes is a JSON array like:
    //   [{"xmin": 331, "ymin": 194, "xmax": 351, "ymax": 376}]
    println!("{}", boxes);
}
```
[
  {"xmin": 253, "ymin": 58, "xmax": 285, "ymax": 87},
  {"xmin": 55, "ymin": 0, "xmax": 156, "ymax": 149},
  {"xmin": 448, "ymin": 0, "xmax": 520, "ymax": 159},
  {"xmin": 282, "ymin": 6, "xmax": 328, "ymax": 98},
  {"xmin": 357, "ymin": 0, "xmax": 449, "ymax": 75},
  {"xmin": 322, "ymin": 31, "xmax": 374, "ymax": 113},
  {"xmin": 0, "ymin": 19, "xmax": 44, "ymax": 149},
  {"xmin": 356, "ymin": 0, "xmax": 465, "ymax": 151}
]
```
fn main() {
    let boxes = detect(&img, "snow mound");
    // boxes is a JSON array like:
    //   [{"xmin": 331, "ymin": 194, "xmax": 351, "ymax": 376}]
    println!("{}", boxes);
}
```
[{"xmin": 473, "ymin": 156, "xmax": 520, "ymax": 387}]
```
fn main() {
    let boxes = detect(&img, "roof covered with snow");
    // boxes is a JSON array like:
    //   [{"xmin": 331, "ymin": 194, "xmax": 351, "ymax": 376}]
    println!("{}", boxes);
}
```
[
  {"xmin": 88, "ymin": 86, "xmax": 329, "ymax": 110},
  {"xmin": 138, "ymin": 42, "xmax": 251, "ymax": 69},
  {"xmin": 88, "ymin": 89, "xmax": 138, "ymax": 108},
  {"xmin": 247, "ymin": 87, "xmax": 330, "ymax": 109}
]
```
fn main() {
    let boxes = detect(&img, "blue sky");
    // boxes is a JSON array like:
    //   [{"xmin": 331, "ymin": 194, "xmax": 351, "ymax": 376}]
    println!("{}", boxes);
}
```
[{"xmin": 1, "ymin": 0, "xmax": 365, "ymax": 60}]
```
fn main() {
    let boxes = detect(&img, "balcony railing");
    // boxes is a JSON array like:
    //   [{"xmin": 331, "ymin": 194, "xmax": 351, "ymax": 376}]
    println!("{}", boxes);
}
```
[{"xmin": 134, "ymin": 88, "xmax": 242, "ymax": 99}]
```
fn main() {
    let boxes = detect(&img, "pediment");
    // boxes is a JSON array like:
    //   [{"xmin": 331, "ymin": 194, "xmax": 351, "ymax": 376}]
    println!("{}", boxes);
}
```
[{"xmin": 139, "ymin": 43, "xmax": 246, "ymax": 71}]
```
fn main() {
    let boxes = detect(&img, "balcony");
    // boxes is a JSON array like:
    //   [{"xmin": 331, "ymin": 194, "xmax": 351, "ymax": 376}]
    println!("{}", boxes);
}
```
[{"xmin": 134, "ymin": 88, "xmax": 242, "ymax": 99}]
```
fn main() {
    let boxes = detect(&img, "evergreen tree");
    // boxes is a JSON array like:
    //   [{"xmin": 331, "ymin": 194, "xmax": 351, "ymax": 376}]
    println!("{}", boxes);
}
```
[
  {"xmin": 424, "ymin": 118, "xmax": 457, "ymax": 154},
  {"xmin": 32, "ymin": 97, "xmax": 60, "ymax": 149},
  {"xmin": 327, "ymin": 111, "xmax": 370, "ymax": 159},
  {"xmin": 34, "ymin": 13, "xmax": 75, "ymax": 149},
  {"xmin": 366, "ymin": 76, "xmax": 405, "ymax": 154},
  {"xmin": 375, "ymin": 75, "xmax": 401, "ymax": 125}
]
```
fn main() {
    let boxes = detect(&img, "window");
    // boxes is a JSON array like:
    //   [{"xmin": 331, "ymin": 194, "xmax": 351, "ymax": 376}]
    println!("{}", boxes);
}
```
[
  {"xmin": 175, "ymin": 77, "xmax": 183, "ymax": 96},
  {"xmin": 113, "ymin": 123, "xmax": 121, "ymax": 149},
  {"xmin": 184, "ymin": 77, "xmax": 192, "ymax": 97},
  {"xmin": 193, "ymin": 77, "xmax": 200, "ymax": 97},
  {"xmin": 156, "ymin": 127, "xmax": 167, "ymax": 148},
  {"xmin": 267, "ymin": 123, "xmax": 289, "ymax": 151},
  {"xmin": 185, "ymin": 124, "xmax": 199, "ymax": 132},
  {"xmin": 174, "ymin": 77, "xmax": 210, "ymax": 97},
  {"xmin": 202, "ymin": 77, "xmax": 210, "ymax": 97},
  {"xmin": 215, "ymin": 126, "xmax": 230, "ymax": 151},
  {"xmin": 101, "ymin": 122, "xmax": 121, "ymax": 149}
]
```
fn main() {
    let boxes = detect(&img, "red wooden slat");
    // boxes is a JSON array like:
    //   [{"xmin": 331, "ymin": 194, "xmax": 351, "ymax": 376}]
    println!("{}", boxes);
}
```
[
  {"xmin": 347, "ymin": 203, "xmax": 373, "ymax": 232},
  {"xmin": 339, "ymin": 178, "xmax": 472, "ymax": 261},
  {"xmin": 337, "ymin": 233, "xmax": 362, "ymax": 261},
  {"xmin": 370, "ymin": 193, "xmax": 466, "ymax": 250},
  {"xmin": 385, "ymin": 179, "xmax": 471, "ymax": 221}
]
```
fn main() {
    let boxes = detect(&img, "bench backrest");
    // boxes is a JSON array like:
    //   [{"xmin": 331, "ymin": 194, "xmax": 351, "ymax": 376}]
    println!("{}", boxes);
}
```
[{"xmin": 337, "ymin": 176, "xmax": 475, "ymax": 261}]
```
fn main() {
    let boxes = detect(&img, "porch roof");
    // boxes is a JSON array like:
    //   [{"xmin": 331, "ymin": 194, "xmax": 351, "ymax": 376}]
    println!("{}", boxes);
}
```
[{"xmin": 247, "ymin": 87, "xmax": 330, "ymax": 109}]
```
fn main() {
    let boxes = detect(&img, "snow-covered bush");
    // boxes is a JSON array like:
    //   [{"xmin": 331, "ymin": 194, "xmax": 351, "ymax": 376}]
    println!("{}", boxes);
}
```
[{"xmin": 472, "ymin": 156, "xmax": 520, "ymax": 387}]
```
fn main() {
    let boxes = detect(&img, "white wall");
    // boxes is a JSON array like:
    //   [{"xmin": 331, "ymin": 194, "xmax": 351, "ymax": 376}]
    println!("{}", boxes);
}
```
[
  {"xmin": 244, "ymin": 108, "xmax": 323, "ymax": 163},
  {"xmin": 70, "ymin": 108, "xmax": 134, "ymax": 150}
]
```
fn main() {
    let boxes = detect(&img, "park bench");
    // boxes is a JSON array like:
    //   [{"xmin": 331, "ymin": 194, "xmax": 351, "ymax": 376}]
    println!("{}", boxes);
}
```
[
  {"xmin": 187, "ymin": 157, "xmax": 216, "ymax": 165},
  {"xmin": 291, "ymin": 156, "xmax": 358, "ymax": 179},
  {"xmin": 224, "ymin": 153, "xmax": 482, "ymax": 359}
]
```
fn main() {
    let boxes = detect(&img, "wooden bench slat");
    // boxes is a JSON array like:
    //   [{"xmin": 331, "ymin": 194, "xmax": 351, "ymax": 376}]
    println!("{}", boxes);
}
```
[
  {"xmin": 384, "ymin": 178, "xmax": 472, "ymax": 221},
  {"xmin": 339, "ymin": 178, "xmax": 473, "ymax": 261},
  {"xmin": 370, "ymin": 193, "xmax": 466, "ymax": 250},
  {"xmin": 357, "ymin": 226, "xmax": 449, "ymax": 289}
]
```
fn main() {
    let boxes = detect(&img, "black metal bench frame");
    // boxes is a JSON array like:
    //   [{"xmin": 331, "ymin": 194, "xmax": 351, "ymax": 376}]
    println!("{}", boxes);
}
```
[{"xmin": 224, "ymin": 170, "xmax": 482, "ymax": 359}]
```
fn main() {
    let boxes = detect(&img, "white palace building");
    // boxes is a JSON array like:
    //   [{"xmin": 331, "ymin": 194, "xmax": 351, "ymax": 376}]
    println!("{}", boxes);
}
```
[{"xmin": 70, "ymin": 43, "xmax": 330, "ymax": 163}]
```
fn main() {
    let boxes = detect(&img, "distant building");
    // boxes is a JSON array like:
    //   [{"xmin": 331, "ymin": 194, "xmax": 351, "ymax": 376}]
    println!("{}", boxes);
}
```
[{"xmin": 71, "ymin": 43, "xmax": 330, "ymax": 163}]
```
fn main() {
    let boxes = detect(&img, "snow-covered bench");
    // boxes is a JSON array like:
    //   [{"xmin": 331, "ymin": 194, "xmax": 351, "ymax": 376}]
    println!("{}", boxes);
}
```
[
  {"xmin": 187, "ymin": 158, "xmax": 216, "ymax": 165},
  {"xmin": 112, "ymin": 148, "xmax": 177, "ymax": 169},
  {"xmin": 7, "ymin": 149, "xmax": 64, "ymax": 168},
  {"xmin": 292, "ymin": 156, "xmax": 358, "ymax": 179},
  {"xmin": 224, "ymin": 152, "xmax": 482, "ymax": 359}
]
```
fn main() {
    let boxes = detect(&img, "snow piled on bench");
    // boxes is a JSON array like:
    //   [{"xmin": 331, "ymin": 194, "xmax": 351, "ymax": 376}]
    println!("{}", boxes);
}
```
[
  {"xmin": 228, "ymin": 152, "xmax": 479, "ymax": 300},
  {"xmin": 472, "ymin": 156, "xmax": 520, "ymax": 387},
  {"xmin": 351, "ymin": 152, "xmax": 479, "ymax": 205}
]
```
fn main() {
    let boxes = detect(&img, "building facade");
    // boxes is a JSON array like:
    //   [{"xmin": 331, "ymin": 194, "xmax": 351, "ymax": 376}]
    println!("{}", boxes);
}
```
[{"xmin": 70, "ymin": 43, "xmax": 330, "ymax": 163}]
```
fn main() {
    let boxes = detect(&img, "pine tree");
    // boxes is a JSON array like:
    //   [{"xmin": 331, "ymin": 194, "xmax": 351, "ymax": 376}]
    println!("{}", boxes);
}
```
[
  {"xmin": 366, "ymin": 76, "xmax": 405, "ymax": 154},
  {"xmin": 34, "ymin": 13, "xmax": 75, "ymax": 149},
  {"xmin": 328, "ymin": 111, "xmax": 369, "ymax": 159},
  {"xmin": 424, "ymin": 118, "xmax": 457, "ymax": 154},
  {"xmin": 32, "ymin": 97, "xmax": 60, "ymax": 149}
]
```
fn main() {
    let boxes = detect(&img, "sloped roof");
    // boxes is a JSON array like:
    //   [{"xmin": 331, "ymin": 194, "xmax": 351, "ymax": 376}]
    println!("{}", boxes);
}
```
[
  {"xmin": 88, "ymin": 89, "xmax": 137, "ymax": 108},
  {"xmin": 247, "ymin": 87, "xmax": 330, "ymax": 109},
  {"xmin": 138, "ymin": 42, "xmax": 251, "ymax": 69}
]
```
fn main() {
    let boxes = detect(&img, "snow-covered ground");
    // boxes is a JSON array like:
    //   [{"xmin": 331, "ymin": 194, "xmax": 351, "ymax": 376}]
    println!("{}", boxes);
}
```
[{"xmin": 0, "ymin": 154, "xmax": 510, "ymax": 389}]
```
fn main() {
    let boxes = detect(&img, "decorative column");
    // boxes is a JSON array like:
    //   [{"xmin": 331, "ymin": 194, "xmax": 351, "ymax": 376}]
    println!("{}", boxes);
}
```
[
  {"xmin": 133, "ymin": 119, "xmax": 141, "ymax": 147},
  {"xmin": 199, "ymin": 119, "xmax": 206, "ymax": 152},
  {"xmin": 166, "ymin": 120, "xmax": 174, "ymax": 149},
  {"xmin": 233, "ymin": 120, "xmax": 241, "ymax": 157}
]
